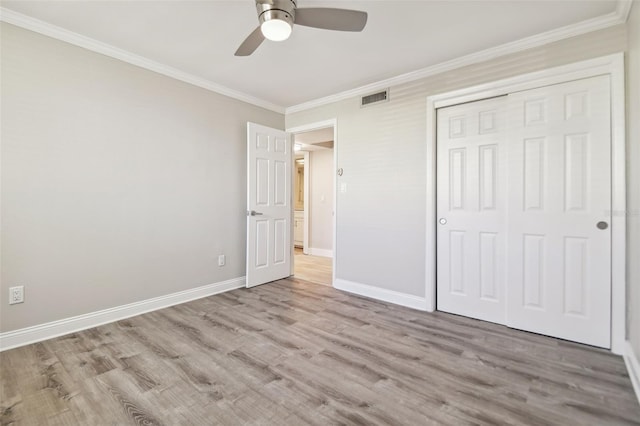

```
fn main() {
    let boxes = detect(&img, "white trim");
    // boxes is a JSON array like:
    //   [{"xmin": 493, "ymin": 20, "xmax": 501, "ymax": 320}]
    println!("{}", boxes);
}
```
[
  {"xmin": 334, "ymin": 279, "xmax": 429, "ymax": 311},
  {"xmin": 425, "ymin": 97, "xmax": 437, "ymax": 312},
  {"xmin": 287, "ymin": 119, "xmax": 338, "ymax": 286},
  {"xmin": 332, "ymin": 123, "xmax": 338, "ymax": 286},
  {"xmin": 426, "ymin": 52, "xmax": 626, "ymax": 354},
  {"xmin": 303, "ymin": 151, "xmax": 311, "ymax": 255},
  {"xmin": 0, "ymin": 8, "xmax": 284, "ymax": 114},
  {"xmin": 610, "ymin": 54, "xmax": 627, "ymax": 355},
  {"xmin": 617, "ymin": 0, "xmax": 634, "ymax": 22},
  {"xmin": 430, "ymin": 55, "xmax": 624, "ymax": 109},
  {"xmin": 308, "ymin": 248, "xmax": 333, "ymax": 258},
  {"xmin": 0, "ymin": 277, "xmax": 245, "ymax": 352},
  {"xmin": 286, "ymin": 5, "xmax": 628, "ymax": 114},
  {"xmin": 623, "ymin": 341, "xmax": 640, "ymax": 407},
  {"xmin": 286, "ymin": 119, "xmax": 339, "ymax": 140}
]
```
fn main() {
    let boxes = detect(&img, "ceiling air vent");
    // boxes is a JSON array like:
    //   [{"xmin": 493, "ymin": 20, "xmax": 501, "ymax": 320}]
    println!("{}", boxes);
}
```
[{"xmin": 361, "ymin": 89, "xmax": 389, "ymax": 107}]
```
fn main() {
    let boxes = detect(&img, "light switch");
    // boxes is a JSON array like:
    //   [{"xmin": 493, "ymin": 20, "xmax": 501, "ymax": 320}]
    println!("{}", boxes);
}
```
[{"xmin": 340, "ymin": 183, "xmax": 347, "ymax": 193}]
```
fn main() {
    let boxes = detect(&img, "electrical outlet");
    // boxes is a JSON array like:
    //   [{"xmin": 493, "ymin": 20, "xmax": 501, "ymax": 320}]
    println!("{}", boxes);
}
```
[
  {"xmin": 218, "ymin": 254, "xmax": 226, "ymax": 267},
  {"xmin": 9, "ymin": 286, "xmax": 24, "ymax": 305}
]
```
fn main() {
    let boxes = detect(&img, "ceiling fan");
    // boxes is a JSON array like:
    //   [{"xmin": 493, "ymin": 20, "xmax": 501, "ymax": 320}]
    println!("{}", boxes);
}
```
[{"xmin": 235, "ymin": 0, "xmax": 368, "ymax": 56}]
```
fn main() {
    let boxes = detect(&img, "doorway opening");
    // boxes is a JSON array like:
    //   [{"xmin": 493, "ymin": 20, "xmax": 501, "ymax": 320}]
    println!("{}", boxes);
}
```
[{"xmin": 288, "ymin": 121, "xmax": 336, "ymax": 286}]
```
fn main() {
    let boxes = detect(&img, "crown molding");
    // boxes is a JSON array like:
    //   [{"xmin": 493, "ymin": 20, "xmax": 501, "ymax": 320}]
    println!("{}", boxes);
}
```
[
  {"xmin": 285, "ymin": 1, "xmax": 630, "ymax": 114},
  {"xmin": 617, "ymin": 0, "xmax": 633, "ymax": 22},
  {"xmin": 0, "ymin": 7, "xmax": 286, "ymax": 114},
  {"xmin": 0, "ymin": 2, "xmax": 630, "ymax": 117}
]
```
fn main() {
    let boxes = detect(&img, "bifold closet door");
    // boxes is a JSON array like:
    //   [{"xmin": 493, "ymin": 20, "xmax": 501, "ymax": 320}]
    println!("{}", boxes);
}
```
[
  {"xmin": 436, "ymin": 75, "xmax": 612, "ymax": 348},
  {"xmin": 436, "ymin": 96, "xmax": 509, "ymax": 325},
  {"xmin": 506, "ymin": 75, "xmax": 611, "ymax": 348}
]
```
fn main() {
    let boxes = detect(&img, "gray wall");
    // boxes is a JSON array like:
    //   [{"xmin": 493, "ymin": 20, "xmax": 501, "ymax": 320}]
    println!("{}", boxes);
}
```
[
  {"xmin": 286, "ymin": 24, "xmax": 627, "ymax": 298},
  {"xmin": 309, "ymin": 149, "xmax": 334, "ymax": 252},
  {"xmin": 626, "ymin": 1, "xmax": 640, "ymax": 361},
  {"xmin": 0, "ymin": 23, "xmax": 284, "ymax": 332}
]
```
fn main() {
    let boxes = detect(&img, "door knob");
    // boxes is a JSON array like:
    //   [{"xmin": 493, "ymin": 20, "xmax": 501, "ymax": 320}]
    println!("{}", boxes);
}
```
[
  {"xmin": 596, "ymin": 221, "xmax": 608, "ymax": 230},
  {"xmin": 248, "ymin": 210, "xmax": 263, "ymax": 216},
  {"xmin": 439, "ymin": 218, "xmax": 447, "ymax": 225}
]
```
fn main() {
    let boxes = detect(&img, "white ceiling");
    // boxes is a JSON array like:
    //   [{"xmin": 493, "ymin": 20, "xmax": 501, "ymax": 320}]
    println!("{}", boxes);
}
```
[{"xmin": 0, "ymin": 0, "xmax": 621, "ymax": 110}]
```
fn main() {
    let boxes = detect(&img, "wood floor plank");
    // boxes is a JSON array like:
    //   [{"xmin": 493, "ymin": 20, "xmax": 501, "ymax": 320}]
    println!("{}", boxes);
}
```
[
  {"xmin": 1, "ymin": 277, "xmax": 639, "ymax": 425},
  {"xmin": 64, "ymin": 379, "xmax": 131, "ymax": 425},
  {"xmin": 94, "ymin": 368, "xmax": 165, "ymax": 425}
]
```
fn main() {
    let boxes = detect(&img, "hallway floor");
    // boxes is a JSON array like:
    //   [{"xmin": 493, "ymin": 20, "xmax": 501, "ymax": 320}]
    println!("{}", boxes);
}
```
[{"xmin": 293, "ymin": 248, "xmax": 332, "ymax": 286}]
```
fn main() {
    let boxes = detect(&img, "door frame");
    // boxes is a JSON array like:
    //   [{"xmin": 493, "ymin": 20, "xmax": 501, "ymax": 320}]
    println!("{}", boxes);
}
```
[
  {"xmin": 287, "ymin": 119, "xmax": 338, "ymax": 286},
  {"xmin": 425, "ymin": 53, "xmax": 626, "ymax": 354},
  {"xmin": 302, "ymin": 150, "xmax": 310, "ymax": 254}
]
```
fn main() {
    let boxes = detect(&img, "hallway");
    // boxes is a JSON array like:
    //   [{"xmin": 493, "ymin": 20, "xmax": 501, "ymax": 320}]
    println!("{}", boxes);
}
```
[{"xmin": 293, "ymin": 248, "xmax": 332, "ymax": 286}]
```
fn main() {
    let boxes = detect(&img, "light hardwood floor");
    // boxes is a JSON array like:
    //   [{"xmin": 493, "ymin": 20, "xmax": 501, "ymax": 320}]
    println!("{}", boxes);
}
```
[
  {"xmin": 1, "ymin": 278, "xmax": 639, "ymax": 425},
  {"xmin": 293, "ymin": 248, "xmax": 332, "ymax": 286}
]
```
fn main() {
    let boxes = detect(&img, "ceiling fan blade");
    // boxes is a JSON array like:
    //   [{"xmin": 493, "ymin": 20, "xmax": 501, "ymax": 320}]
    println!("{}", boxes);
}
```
[
  {"xmin": 235, "ymin": 26, "xmax": 265, "ymax": 56},
  {"xmin": 295, "ymin": 8, "xmax": 367, "ymax": 32}
]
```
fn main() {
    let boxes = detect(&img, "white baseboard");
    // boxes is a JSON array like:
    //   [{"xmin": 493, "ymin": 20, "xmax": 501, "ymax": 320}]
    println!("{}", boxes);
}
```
[
  {"xmin": 308, "ymin": 248, "xmax": 333, "ymax": 258},
  {"xmin": 333, "ymin": 278, "xmax": 429, "ymax": 311},
  {"xmin": 0, "ymin": 277, "xmax": 245, "ymax": 352},
  {"xmin": 623, "ymin": 340, "xmax": 640, "ymax": 406}
]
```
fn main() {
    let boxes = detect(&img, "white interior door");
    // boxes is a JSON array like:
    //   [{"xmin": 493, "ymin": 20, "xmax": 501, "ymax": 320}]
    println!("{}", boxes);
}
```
[
  {"xmin": 436, "ymin": 75, "xmax": 612, "ymax": 348},
  {"xmin": 506, "ymin": 76, "xmax": 611, "ymax": 348},
  {"xmin": 436, "ymin": 96, "xmax": 509, "ymax": 324},
  {"xmin": 246, "ymin": 122, "xmax": 292, "ymax": 288}
]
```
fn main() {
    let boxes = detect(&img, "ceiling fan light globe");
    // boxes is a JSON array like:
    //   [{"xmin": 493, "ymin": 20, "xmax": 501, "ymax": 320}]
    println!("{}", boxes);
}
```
[{"xmin": 261, "ymin": 19, "xmax": 292, "ymax": 41}]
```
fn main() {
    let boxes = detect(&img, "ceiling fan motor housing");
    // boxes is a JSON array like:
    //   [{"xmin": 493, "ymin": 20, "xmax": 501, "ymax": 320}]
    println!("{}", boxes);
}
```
[
  {"xmin": 235, "ymin": 0, "xmax": 367, "ymax": 56},
  {"xmin": 257, "ymin": 0, "xmax": 296, "ymax": 27}
]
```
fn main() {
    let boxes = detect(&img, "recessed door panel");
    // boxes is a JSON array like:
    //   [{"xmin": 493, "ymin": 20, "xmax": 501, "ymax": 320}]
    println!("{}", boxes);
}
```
[
  {"xmin": 449, "ymin": 149, "xmax": 466, "ymax": 210},
  {"xmin": 449, "ymin": 231, "xmax": 466, "ymax": 295},
  {"xmin": 256, "ymin": 158, "xmax": 269, "ymax": 206},
  {"xmin": 256, "ymin": 133, "xmax": 269, "ymax": 151},
  {"xmin": 564, "ymin": 237, "xmax": 588, "ymax": 317},
  {"xmin": 479, "ymin": 145, "xmax": 497, "ymax": 211},
  {"xmin": 522, "ymin": 234, "xmax": 545, "ymax": 310},
  {"xmin": 274, "ymin": 160, "xmax": 287, "ymax": 206},
  {"xmin": 565, "ymin": 91, "xmax": 588, "ymax": 120},
  {"xmin": 273, "ymin": 219, "xmax": 286, "ymax": 264},
  {"xmin": 564, "ymin": 134, "xmax": 588, "ymax": 212},
  {"xmin": 255, "ymin": 220, "xmax": 269, "ymax": 268},
  {"xmin": 523, "ymin": 137, "xmax": 545, "ymax": 211},
  {"xmin": 479, "ymin": 232, "xmax": 498, "ymax": 301},
  {"xmin": 479, "ymin": 110, "xmax": 498, "ymax": 134},
  {"xmin": 525, "ymin": 99, "xmax": 546, "ymax": 126},
  {"xmin": 449, "ymin": 116, "xmax": 466, "ymax": 138},
  {"xmin": 274, "ymin": 137, "xmax": 287, "ymax": 153}
]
